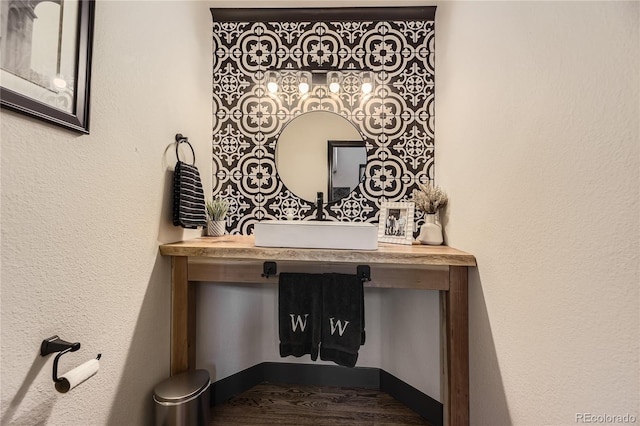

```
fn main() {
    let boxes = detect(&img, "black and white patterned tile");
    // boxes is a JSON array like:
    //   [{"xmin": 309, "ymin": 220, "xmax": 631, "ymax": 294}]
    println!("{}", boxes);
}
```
[{"xmin": 212, "ymin": 10, "xmax": 435, "ymax": 234}]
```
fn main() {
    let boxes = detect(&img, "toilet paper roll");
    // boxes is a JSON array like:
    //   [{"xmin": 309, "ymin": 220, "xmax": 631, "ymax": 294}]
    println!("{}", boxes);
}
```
[{"xmin": 55, "ymin": 358, "xmax": 99, "ymax": 393}]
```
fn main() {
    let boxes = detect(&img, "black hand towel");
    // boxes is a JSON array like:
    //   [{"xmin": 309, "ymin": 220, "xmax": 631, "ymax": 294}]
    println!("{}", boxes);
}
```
[
  {"xmin": 320, "ymin": 273, "xmax": 365, "ymax": 368},
  {"xmin": 278, "ymin": 273, "xmax": 322, "ymax": 361},
  {"xmin": 173, "ymin": 161, "xmax": 207, "ymax": 229}
]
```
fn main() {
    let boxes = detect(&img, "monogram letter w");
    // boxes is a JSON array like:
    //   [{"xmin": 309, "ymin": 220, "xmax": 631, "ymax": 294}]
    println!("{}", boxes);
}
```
[
  {"xmin": 329, "ymin": 317, "xmax": 350, "ymax": 336},
  {"xmin": 289, "ymin": 314, "xmax": 309, "ymax": 332}
]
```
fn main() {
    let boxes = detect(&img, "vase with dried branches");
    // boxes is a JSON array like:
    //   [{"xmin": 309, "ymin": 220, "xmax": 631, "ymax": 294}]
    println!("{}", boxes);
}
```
[
  {"xmin": 412, "ymin": 182, "xmax": 448, "ymax": 245},
  {"xmin": 206, "ymin": 197, "xmax": 229, "ymax": 237}
]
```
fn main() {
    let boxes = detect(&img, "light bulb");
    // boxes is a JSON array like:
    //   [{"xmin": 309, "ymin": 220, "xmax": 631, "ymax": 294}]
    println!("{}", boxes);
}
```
[
  {"xmin": 298, "ymin": 73, "xmax": 310, "ymax": 94},
  {"xmin": 361, "ymin": 72, "xmax": 373, "ymax": 94},
  {"xmin": 266, "ymin": 71, "xmax": 279, "ymax": 94},
  {"xmin": 53, "ymin": 74, "xmax": 67, "ymax": 91},
  {"xmin": 327, "ymin": 72, "xmax": 341, "ymax": 94}
]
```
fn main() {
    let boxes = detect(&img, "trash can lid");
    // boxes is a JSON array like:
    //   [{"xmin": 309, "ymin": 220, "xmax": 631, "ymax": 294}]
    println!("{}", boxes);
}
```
[{"xmin": 153, "ymin": 369, "xmax": 210, "ymax": 403}]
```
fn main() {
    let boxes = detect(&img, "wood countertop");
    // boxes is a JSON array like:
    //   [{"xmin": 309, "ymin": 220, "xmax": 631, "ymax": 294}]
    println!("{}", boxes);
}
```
[{"xmin": 159, "ymin": 235, "xmax": 476, "ymax": 267}]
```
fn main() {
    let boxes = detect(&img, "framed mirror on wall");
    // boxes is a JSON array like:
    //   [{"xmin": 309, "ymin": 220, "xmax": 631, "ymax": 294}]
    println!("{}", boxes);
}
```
[
  {"xmin": 0, "ymin": 0, "xmax": 95, "ymax": 133},
  {"xmin": 275, "ymin": 111, "xmax": 367, "ymax": 204}
]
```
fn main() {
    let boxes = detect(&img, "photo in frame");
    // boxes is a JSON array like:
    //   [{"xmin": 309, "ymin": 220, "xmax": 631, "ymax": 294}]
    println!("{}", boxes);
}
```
[
  {"xmin": 0, "ymin": 0, "xmax": 95, "ymax": 133},
  {"xmin": 378, "ymin": 201, "xmax": 415, "ymax": 245}
]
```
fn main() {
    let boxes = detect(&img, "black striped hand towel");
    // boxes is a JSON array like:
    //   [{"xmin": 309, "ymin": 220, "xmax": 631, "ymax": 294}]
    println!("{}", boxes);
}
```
[{"xmin": 172, "ymin": 160, "xmax": 207, "ymax": 228}]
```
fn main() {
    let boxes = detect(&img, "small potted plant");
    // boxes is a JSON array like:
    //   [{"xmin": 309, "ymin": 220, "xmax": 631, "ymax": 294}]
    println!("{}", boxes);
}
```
[
  {"xmin": 412, "ymin": 182, "xmax": 448, "ymax": 245},
  {"xmin": 206, "ymin": 197, "xmax": 229, "ymax": 237}
]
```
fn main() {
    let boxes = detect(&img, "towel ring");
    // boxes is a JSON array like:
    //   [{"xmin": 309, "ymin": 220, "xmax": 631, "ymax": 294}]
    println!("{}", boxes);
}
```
[{"xmin": 175, "ymin": 133, "xmax": 196, "ymax": 165}]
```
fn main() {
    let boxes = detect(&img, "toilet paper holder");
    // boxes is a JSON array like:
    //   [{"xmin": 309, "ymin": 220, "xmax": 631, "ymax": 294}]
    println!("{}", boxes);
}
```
[{"xmin": 40, "ymin": 335, "xmax": 101, "ymax": 383}]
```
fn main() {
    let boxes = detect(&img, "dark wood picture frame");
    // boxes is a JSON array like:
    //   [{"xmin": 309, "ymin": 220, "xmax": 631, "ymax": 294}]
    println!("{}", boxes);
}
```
[{"xmin": 0, "ymin": 0, "xmax": 95, "ymax": 133}]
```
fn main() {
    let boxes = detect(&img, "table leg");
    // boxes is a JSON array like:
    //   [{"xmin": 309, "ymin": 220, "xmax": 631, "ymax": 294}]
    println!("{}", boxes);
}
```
[
  {"xmin": 171, "ymin": 256, "xmax": 196, "ymax": 375},
  {"xmin": 445, "ymin": 266, "xmax": 469, "ymax": 426}
]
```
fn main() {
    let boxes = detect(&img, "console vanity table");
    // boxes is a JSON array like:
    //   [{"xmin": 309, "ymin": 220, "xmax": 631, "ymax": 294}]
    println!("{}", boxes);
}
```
[{"xmin": 159, "ymin": 235, "xmax": 476, "ymax": 426}]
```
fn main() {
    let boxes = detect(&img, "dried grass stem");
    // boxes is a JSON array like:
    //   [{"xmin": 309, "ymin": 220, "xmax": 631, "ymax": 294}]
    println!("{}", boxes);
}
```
[{"xmin": 412, "ymin": 182, "xmax": 448, "ymax": 214}]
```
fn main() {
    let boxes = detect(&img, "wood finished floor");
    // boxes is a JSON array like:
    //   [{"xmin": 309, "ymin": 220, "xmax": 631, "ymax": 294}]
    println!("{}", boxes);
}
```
[{"xmin": 211, "ymin": 382, "xmax": 433, "ymax": 425}]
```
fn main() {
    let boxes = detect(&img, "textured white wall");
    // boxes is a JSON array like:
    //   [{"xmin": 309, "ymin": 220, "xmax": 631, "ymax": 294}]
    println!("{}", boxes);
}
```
[
  {"xmin": 1, "ymin": 2, "xmax": 212, "ymax": 425},
  {"xmin": 436, "ymin": 2, "xmax": 639, "ymax": 425}
]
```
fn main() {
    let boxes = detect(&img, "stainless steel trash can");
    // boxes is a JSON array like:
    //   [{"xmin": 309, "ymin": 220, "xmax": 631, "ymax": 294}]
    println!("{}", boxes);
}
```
[{"xmin": 153, "ymin": 369, "xmax": 211, "ymax": 426}]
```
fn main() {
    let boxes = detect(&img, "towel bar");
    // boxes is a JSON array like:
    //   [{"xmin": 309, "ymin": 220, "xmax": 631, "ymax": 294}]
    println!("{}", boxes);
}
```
[{"xmin": 261, "ymin": 261, "xmax": 371, "ymax": 282}]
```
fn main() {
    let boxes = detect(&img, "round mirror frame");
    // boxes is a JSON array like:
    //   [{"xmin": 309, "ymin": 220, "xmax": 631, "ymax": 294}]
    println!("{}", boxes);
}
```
[{"xmin": 275, "ymin": 111, "xmax": 366, "ymax": 204}]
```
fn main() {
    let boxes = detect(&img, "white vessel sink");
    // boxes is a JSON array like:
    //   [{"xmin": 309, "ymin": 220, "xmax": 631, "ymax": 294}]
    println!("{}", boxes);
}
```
[{"xmin": 254, "ymin": 220, "xmax": 378, "ymax": 250}]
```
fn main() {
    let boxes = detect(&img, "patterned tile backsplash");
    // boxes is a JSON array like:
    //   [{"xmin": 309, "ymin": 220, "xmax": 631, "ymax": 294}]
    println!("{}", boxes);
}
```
[{"xmin": 211, "ymin": 7, "xmax": 436, "ymax": 235}]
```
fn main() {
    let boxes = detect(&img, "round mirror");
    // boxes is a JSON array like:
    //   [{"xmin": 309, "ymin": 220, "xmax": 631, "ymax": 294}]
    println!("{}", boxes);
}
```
[{"xmin": 276, "ymin": 111, "xmax": 366, "ymax": 203}]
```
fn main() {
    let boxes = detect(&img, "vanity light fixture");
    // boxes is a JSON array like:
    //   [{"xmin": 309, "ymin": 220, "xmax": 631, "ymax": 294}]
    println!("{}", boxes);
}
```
[
  {"xmin": 266, "ymin": 71, "xmax": 279, "ymax": 94},
  {"xmin": 264, "ymin": 69, "xmax": 373, "ymax": 96},
  {"xmin": 327, "ymin": 71, "xmax": 341, "ymax": 93}
]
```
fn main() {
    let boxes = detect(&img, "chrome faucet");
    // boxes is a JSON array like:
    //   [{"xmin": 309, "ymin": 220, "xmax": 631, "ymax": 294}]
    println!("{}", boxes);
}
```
[{"xmin": 314, "ymin": 191, "xmax": 325, "ymax": 221}]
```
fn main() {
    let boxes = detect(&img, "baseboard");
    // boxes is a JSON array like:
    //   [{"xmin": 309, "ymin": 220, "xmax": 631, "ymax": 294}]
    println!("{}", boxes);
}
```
[
  {"xmin": 210, "ymin": 363, "xmax": 263, "ymax": 405},
  {"xmin": 210, "ymin": 362, "xmax": 443, "ymax": 426},
  {"xmin": 261, "ymin": 362, "xmax": 381, "ymax": 389},
  {"xmin": 380, "ymin": 369, "xmax": 443, "ymax": 425}
]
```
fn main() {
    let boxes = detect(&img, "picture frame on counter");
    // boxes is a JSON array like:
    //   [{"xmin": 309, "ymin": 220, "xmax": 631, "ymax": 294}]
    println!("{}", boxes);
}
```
[{"xmin": 378, "ymin": 201, "xmax": 415, "ymax": 245}]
